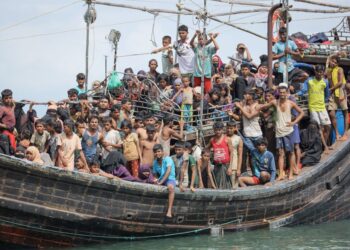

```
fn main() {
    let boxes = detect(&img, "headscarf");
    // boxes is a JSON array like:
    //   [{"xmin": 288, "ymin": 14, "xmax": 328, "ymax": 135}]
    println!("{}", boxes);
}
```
[
  {"xmin": 212, "ymin": 54, "xmax": 223, "ymax": 74},
  {"xmin": 26, "ymin": 146, "xmax": 44, "ymax": 165}
]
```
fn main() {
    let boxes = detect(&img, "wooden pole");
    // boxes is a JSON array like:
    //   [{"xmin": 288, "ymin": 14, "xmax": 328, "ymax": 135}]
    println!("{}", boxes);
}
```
[
  {"xmin": 208, "ymin": 8, "xmax": 269, "ymax": 18},
  {"xmin": 210, "ymin": 0, "xmax": 272, "ymax": 8},
  {"xmin": 294, "ymin": 0, "xmax": 350, "ymax": 9},
  {"xmin": 284, "ymin": 0, "xmax": 289, "ymax": 84},
  {"xmin": 92, "ymin": 0, "xmax": 193, "ymax": 15},
  {"xmin": 175, "ymin": 0, "xmax": 182, "ymax": 63},
  {"xmin": 85, "ymin": 3, "xmax": 91, "ymax": 92}
]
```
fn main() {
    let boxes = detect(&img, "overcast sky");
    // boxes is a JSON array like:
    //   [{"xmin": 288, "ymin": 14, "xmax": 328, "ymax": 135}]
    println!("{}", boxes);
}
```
[{"xmin": 1, "ymin": 0, "xmax": 349, "ymax": 115}]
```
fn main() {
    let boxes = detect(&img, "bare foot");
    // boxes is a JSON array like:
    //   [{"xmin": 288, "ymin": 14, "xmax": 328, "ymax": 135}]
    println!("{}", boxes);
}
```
[
  {"xmin": 166, "ymin": 212, "xmax": 172, "ymax": 218},
  {"xmin": 277, "ymin": 174, "xmax": 286, "ymax": 181},
  {"xmin": 288, "ymin": 175, "xmax": 294, "ymax": 180},
  {"xmin": 339, "ymin": 135, "xmax": 348, "ymax": 141}
]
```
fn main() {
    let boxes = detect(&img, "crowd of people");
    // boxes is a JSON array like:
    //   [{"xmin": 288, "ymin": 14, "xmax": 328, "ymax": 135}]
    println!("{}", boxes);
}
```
[{"xmin": 1, "ymin": 25, "xmax": 350, "ymax": 218}]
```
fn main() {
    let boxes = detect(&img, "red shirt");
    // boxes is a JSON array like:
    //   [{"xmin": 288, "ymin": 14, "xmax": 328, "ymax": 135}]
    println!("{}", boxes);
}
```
[
  {"xmin": 0, "ymin": 105, "xmax": 15, "ymax": 130},
  {"xmin": 211, "ymin": 135, "xmax": 230, "ymax": 164}
]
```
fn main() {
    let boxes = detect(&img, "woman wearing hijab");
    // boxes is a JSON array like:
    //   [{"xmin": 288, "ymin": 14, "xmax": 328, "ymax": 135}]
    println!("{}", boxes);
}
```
[{"xmin": 25, "ymin": 146, "xmax": 44, "ymax": 165}]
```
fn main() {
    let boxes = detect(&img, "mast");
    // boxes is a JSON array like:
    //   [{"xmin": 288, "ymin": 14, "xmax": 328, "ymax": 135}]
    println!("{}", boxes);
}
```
[
  {"xmin": 84, "ymin": 0, "xmax": 96, "ymax": 91},
  {"xmin": 175, "ymin": 0, "xmax": 182, "ymax": 63},
  {"xmin": 282, "ymin": 0, "xmax": 289, "ymax": 83}
]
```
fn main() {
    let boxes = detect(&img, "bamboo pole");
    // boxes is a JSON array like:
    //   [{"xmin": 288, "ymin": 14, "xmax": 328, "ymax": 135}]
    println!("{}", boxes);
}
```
[
  {"xmin": 294, "ymin": 0, "xmax": 350, "ymax": 9},
  {"xmin": 210, "ymin": 0, "xmax": 272, "ymax": 8},
  {"xmin": 91, "ymin": 0, "xmax": 193, "ymax": 15}
]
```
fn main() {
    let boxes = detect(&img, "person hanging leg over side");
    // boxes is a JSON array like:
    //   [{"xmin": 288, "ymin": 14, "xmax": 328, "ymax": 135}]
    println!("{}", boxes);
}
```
[{"xmin": 152, "ymin": 144, "xmax": 176, "ymax": 218}]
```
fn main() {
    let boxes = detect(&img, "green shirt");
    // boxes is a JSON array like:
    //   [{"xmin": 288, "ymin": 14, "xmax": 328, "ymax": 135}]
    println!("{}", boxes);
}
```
[{"xmin": 193, "ymin": 45, "xmax": 217, "ymax": 78}]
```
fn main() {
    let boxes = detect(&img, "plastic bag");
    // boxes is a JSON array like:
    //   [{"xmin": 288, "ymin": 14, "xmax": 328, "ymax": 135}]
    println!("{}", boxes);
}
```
[{"xmin": 108, "ymin": 71, "xmax": 123, "ymax": 90}]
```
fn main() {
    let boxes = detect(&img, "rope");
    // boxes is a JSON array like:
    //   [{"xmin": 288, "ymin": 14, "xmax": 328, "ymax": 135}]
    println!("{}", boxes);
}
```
[
  {"xmin": 0, "ymin": 216, "xmax": 242, "ymax": 240},
  {"xmin": 0, "ymin": 0, "xmax": 80, "ymax": 33},
  {"xmin": 150, "ymin": 13, "xmax": 159, "ymax": 47},
  {"xmin": 117, "ymin": 52, "xmax": 152, "ymax": 58}
]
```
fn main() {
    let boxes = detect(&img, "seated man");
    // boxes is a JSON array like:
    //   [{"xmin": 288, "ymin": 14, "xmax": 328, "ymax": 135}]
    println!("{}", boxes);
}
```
[
  {"xmin": 152, "ymin": 144, "xmax": 176, "ymax": 218},
  {"xmin": 238, "ymin": 137, "xmax": 276, "ymax": 187}
]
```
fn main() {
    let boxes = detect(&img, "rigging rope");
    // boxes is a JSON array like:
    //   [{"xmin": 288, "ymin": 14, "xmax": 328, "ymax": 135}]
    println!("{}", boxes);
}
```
[{"xmin": 150, "ymin": 13, "xmax": 159, "ymax": 47}]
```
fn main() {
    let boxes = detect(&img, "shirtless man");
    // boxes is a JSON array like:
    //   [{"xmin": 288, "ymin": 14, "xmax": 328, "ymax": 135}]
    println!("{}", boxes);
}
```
[
  {"xmin": 159, "ymin": 116, "xmax": 184, "ymax": 157},
  {"xmin": 140, "ymin": 125, "xmax": 159, "ymax": 167},
  {"xmin": 136, "ymin": 113, "xmax": 157, "ymax": 142},
  {"xmin": 262, "ymin": 83, "xmax": 304, "ymax": 180}
]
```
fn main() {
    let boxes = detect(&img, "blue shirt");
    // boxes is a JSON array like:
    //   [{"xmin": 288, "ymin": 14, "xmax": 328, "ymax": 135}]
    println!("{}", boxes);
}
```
[
  {"xmin": 242, "ymin": 136, "xmax": 276, "ymax": 182},
  {"xmin": 272, "ymin": 40, "xmax": 298, "ymax": 73},
  {"xmin": 75, "ymin": 86, "xmax": 87, "ymax": 95},
  {"xmin": 153, "ymin": 156, "xmax": 176, "ymax": 181},
  {"xmin": 193, "ymin": 45, "xmax": 217, "ymax": 78}
]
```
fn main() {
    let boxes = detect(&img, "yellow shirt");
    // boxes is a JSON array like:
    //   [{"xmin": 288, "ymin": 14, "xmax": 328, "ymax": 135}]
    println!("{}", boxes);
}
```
[
  {"xmin": 330, "ymin": 66, "xmax": 346, "ymax": 98},
  {"xmin": 308, "ymin": 78, "xmax": 327, "ymax": 112}
]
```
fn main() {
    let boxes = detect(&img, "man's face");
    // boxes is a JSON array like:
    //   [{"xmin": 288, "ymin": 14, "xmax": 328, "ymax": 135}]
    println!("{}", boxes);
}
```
[
  {"xmin": 111, "ymin": 109, "xmax": 119, "ymax": 119},
  {"xmin": 279, "ymin": 32, "xmax": 287, "ymax": 42},
  {"xmin": 214, "ymin": 128, "xmax": 223, "ymax": 137},
  {"xmin": 103, "ymin": 122, "xmax": 111, "ymax": 131},
  {"xmin": 99, "ymin": 99, "xmax": 109, "ymax": 110},
  {"xmin": 315, "ymin": 70, "xmax": 324, "ymax": 80},
  {"xmin": 266, "ymin": 93, "xmax": 274, "ymax": 102},
  {"xmin": 2, "ymin": 95, "xmax": 12, "ymax": 106},
  {"xmin": 279, "ymin": 88, "xmax": 287, "ymax": 99},
  {"xmin": 77, "ymin": 78, "xmax": 85, "ymax": 87},
  {"xmin": 89, "ymin": 118, "xmax": 99, "ymax": 130},
  {"xmin": 244, "ymin": 93, "xmax": 252, "ymax": 101},
  {"xmin": 145, "ymin": 117, "xmax": 155, "ymax": 125},
  {"xmin": 178, "ymin": 31, "xmax": 188, "ymax": 40},
  {"xmin": 154, "ymin": 149, "xmax": 163, "ymax": 160},
  {"xmin": 124, "ymin": 102, "xmax": 132, "ymax": 112},
  {"xmin": 257, "ymin": 144, "xmax": 266, "ymax": 153},
  {"xmin": 226, "ymin": 126, "xmax": 235, "ymax": 136},
  {"xmin": 175, "ymin": 147, "xmax": 184, "ymax": 157},
  {"xmin": 63, "ymin": 125, "xmax": 72, "ymax": 134},
  {"xmin": 76, "ymin": 124, "xmax": 85, "ymax": 135},
  {"xmin": 198, "ymin": 36, "xmax": 205, "ymax": 46},
  {"xmin": 241, "ymin": 67, "xmax": 250, "ymax": 77},
  {"xmin": 69, "ymin": 94, "xmax": 78, "ymax": 101}
]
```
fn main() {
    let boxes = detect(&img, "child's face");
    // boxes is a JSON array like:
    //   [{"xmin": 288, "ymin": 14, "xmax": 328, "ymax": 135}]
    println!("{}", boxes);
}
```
[
  {"xmin": 123, "ymin": 102, "xmax": 132, "ymax": 112},
  {"xmin": 63, "ymin": 125, "xmax": 72, "ymax": 134},
  {"xmin": 162, "ymin": 38, "xmax": 171, "ymax": 47},
  {"xmin": 46, "ymin": 125, "xmax": 54, "ymax": 133},
  {"xmin": 111, "ymin": 109, "xmax": 119, "ymax": 119},
  {"xmin": 103, "ymin": 122, "xmax": 112, "ymax": 131},
  {"xmin": 122, "ymin": 126, "xmax": 131, "ymax": 135},
  {"xmin": 198, "ymin": 36, "xmax": 205, "ymax": 46},
  {"xmin": 35, "ymin": 124, "xmax": 45, "ymax": 134},
  {"xmin": 182, "ymin": 78, "xmax": 190, "ymax": 87},
  {"xmin": 175, "ymin": 147, "xmax": 184, "ymax": 157},
  {"xmin": 174, "ymin": 83, "xmax": 181, "ymax": 91},
  {"xmin": 212, "ymin": 93, "xmax": 219, "ymax": 101},
  {"xmin": 77, "ymin": 78, "xmax": 85, "ymax": 87},
  {"xmin": 2, "ymin": 95, "xmax": 12, "ymax": 106},
  {"xmin": 159, "ymin": 79, "xmax": 167, "ymax": 88},
  {"xmin": 76, "ymin": 159, "xmax": 84, "ymax": 169},
  {"xmin": 89, "ymin": 118, "xmax": 99, "ymax": 130},
  {"xmin": 135, "ymin": 120, "xmax": 143, "ymax": 129},
  {"xmin": 226, "ymin": 126, "xmax": 236, "ymax": 136},
  {"xmin": 178, "ymin": 31, "xmax": 188, "ymax": 40},
  {"xmin": 154, "ymin": 149, "xmax": 164, "ymax": 159},
  {"xmin": 265, "ymin": 93, "xmax": 274, "ymax": 102},
  {"xmin": 149, "ymin": 60, "xmax": 158, "ymax": 71},
  {"xmin": 202, "ymin": 152, "xmax": 210, "ymax": 161},
  {"xmin": 220, "ymin": 89, "xmax": 226, "ymax": 96},
  {"xmin": 90, "ymin": 164, "xmax": 100, "ymax": 174},
  {"xmin": 147, "ymin": 131, "xmax": 155, "ymax": 140}
]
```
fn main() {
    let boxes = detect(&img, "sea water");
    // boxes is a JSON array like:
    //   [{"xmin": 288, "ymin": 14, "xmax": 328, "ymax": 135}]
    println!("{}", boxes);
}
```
[{"xmin": 2, "ymin": 220, "xmax": 349, "ymax": 249}]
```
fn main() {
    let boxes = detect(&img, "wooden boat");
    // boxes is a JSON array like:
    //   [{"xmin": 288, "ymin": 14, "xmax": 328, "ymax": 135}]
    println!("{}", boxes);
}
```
[{"xmin": 0, "ymin": 136, "xmax": 349, "ymax": 248}]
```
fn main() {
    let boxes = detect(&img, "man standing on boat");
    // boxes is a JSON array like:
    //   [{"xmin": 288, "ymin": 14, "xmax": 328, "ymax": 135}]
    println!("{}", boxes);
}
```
[
  {"xmin": 152, "ymin": 144, "xmax": 176, "ymax": 218},
  {"xmin": 0, "ymin": 89, "xmax": 16, "ymax": 154},
  {"xmin": 272, "ymin": 27, "xmax": 308, "ymax": 84},
  {"xmin": 327, "ymin": 55, "xmax": 348, "ymax": 141},
  {"xmin": 173, "ymin": 25, "xmax": 195, "ymax": 79},
  {"xmin": 296, "ymin": 64, "xmax": 331, "ymax": 150},
  {"xmin": 74, "ymin": 73, "xmax": 87, "ymax": 95}
]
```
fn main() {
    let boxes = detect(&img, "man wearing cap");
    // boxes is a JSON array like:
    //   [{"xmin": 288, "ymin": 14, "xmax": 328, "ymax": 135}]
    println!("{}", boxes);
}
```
[{"xmin": 238, "ymin": 137, "xmax": 276, "ymax": 187}]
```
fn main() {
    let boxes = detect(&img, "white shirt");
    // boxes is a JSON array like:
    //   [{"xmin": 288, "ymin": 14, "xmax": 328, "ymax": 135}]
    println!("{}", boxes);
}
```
[{"xmin": 173, "ymin": 39, "xmax": 195, "ymax": 74}]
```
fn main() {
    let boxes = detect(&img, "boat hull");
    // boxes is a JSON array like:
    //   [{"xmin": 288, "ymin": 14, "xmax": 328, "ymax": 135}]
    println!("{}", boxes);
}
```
[{"xmin": 0, "ymin": 140, "xmax": 349, "ymax": 248}]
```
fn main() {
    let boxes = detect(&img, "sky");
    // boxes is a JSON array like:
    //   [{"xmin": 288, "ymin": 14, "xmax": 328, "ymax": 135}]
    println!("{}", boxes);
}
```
[{"xmin": 1, "ymin": 0, "xmax": 349, "ymax": 115}]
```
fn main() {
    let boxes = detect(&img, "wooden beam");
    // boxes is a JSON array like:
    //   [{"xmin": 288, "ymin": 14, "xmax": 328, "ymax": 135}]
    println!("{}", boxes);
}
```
[
  {"xmin": 210, "ymin": 0, "xmax": 272, "ymax": 8},
  {"xmin": 91, "ymin": 0, "xmax": 193, "ymax": 15},
  {"xmin": 294, "ymin": 0, "xmax": 350, "ymax": 9}
]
